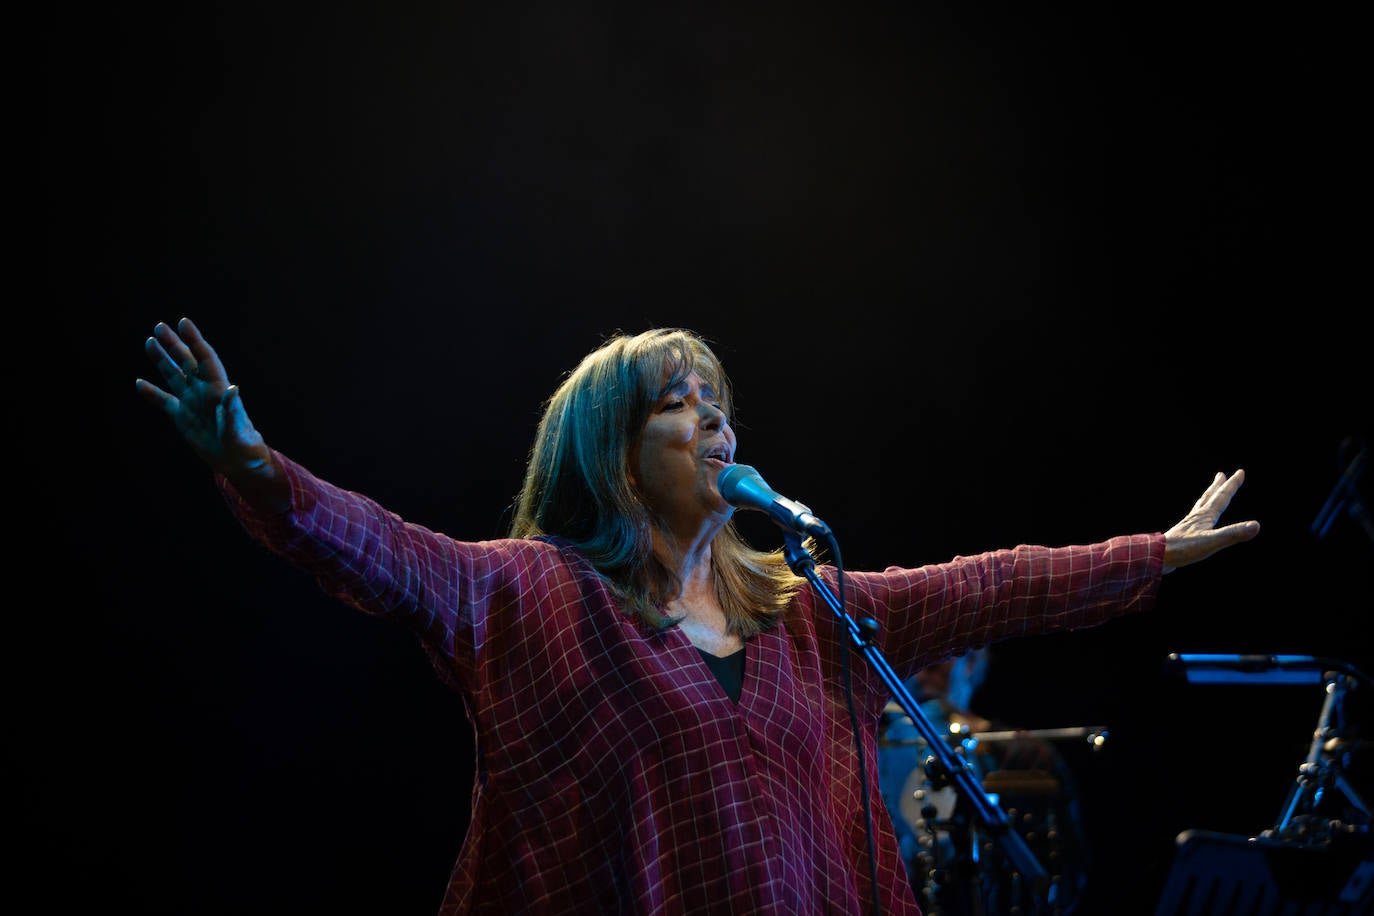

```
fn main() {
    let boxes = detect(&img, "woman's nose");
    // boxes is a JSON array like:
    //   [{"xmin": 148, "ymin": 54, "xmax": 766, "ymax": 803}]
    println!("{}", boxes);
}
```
[{"xmin": 700, "ymin": 402, "xmax": 726, "ymax": 430}]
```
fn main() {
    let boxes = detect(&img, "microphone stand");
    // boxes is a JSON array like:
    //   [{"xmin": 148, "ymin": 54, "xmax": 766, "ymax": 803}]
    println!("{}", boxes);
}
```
[{"xmin": 778, "ymin": 530, "xmax": 1049, "ymax": 904}]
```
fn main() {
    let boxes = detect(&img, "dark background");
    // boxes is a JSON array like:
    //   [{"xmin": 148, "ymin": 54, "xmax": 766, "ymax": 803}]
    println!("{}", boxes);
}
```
[{"xmin": 33, "ymin": 2, "xmax": 1370, "ymax": 914}]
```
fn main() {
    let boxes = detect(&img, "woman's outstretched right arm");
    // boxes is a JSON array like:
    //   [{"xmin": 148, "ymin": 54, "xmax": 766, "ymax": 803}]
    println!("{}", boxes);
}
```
[{"xmin": 136, "ymin": 317, "xmax": 290, "ymax": 512}]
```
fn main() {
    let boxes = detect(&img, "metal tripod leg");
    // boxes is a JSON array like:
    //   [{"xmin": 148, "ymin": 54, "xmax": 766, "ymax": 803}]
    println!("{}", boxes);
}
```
[{"xmin": 1270, "ymin": 670, "xmax": 1370, "ymax": 842}]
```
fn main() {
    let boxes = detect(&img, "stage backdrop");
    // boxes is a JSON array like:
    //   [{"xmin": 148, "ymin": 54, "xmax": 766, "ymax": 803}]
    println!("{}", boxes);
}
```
[{"xmin": 32, "ymin": 3, "xmax": 1369, "ymax": 914}]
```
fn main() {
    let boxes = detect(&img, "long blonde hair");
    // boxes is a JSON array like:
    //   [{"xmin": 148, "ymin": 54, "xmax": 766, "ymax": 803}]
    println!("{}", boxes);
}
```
[{"xmin": 509, "ymin": 328, "xmax": 805, "ymax": 636}]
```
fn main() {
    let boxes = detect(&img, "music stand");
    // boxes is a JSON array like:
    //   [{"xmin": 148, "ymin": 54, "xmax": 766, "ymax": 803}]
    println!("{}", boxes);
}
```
[{"xmin": 1153, "ymin": 829, "xmax": 1373, "ymax": 915}]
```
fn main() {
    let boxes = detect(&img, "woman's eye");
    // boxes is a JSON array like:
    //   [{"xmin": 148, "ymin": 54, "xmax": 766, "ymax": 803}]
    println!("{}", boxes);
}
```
[{"xmin": 663, "ymin": 400, "xmax": 684, "ymax": 411}]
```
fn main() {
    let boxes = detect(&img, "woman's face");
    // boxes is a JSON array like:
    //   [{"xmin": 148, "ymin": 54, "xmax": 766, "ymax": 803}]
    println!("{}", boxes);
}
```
[{"xmin": 630, "ymin": 370, "xmax": 737, "ymax": 535}]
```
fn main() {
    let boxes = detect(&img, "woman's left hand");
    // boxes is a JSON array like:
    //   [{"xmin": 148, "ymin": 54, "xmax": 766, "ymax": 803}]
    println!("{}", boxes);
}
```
[{"xmin": 1162, "ymin": 470, "xmax": 1260, "ymax": 572}]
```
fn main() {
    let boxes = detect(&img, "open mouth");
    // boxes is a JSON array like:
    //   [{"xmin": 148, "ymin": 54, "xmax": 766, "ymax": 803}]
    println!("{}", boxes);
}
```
[{"xmin": 703, "ymin": 447, "xmax": 733, "ymax": 467}]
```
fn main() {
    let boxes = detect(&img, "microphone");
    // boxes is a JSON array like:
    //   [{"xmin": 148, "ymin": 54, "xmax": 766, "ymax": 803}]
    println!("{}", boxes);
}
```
[
  {"xmin": 1312, "ymin": 439, "xmax": 1367, "ymax": 539},
  {"xmin": 717, "ymin": 464, "xmax": 832, "ymax": 538}
]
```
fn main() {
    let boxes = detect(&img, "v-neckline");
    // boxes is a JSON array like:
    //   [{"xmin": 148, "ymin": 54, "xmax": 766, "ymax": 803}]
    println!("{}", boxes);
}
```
[{"xmin": 683, "ymin": 630, "xmax": 751, "ymax": 706}]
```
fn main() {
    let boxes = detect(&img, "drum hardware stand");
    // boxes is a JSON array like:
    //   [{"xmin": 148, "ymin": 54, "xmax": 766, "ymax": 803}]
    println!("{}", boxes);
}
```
[
  {"xmin": 1155, "ymin": 654, "xmax": 1374, "ymax": 915},
  {"xmin": 919, "ymin": 753, "xmax": 990, "ymax": 916},
  {"xmin": 1164, "ymin": 652, "xmax": 1371, "ymax": 845},
  {"xmin": 1265, "ymin": 666, "xmax": 1371, "ymax": 847},
  {"xmin": 780, "ymin": 530, "xmax": 1050, "ymax": 910}
]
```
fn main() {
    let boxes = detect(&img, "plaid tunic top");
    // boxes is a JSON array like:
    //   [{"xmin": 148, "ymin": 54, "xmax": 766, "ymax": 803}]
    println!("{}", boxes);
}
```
[{"xmin": 219, "ymin": 451, "xmax": 1163, "ymax": 915}]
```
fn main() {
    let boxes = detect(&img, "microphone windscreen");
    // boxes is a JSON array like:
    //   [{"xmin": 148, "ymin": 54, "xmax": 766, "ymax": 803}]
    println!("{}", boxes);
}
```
[{"xmin": 717, "ymin": 464, "xmax": 759, "ymax": 502}]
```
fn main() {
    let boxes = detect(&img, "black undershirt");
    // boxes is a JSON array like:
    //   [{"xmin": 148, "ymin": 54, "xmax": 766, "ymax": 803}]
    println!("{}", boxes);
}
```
[{"xmin": 696, "ymin": 647, "xmax": 746, "ymax": 703}]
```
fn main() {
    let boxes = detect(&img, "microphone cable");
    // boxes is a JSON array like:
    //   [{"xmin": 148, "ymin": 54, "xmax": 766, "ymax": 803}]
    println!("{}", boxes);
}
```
[{"xmin": 825, "ymin": 532, "xmax": 883, "ymax": 916}]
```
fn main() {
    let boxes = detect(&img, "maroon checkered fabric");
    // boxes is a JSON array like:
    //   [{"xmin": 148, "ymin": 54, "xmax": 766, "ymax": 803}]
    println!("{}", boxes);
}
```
[{"xmin": 219, "ymin": 451, "xmax": 1163, "ymax": 915}]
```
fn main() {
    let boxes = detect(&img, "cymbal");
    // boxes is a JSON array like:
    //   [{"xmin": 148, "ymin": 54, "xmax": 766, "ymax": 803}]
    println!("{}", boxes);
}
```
[
  {"xmin": 879, "ymin": 717, "xmax": 1109, "ymax": 746},
  {"xmin": 975, "ymin": 726, "xmax": 1109, "ymax": 744}
]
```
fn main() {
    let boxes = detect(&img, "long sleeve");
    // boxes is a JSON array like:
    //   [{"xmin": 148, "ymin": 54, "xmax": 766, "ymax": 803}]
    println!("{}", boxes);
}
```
[{"xmin": 212, "ymin": 451, "xmax": 1165, "ymax": 916}]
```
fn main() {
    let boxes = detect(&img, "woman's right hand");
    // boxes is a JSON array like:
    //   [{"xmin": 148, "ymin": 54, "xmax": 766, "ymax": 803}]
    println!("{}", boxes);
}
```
[{"xmin": 137, "ymin": 318, "xmax": 289, "ymax": 509}]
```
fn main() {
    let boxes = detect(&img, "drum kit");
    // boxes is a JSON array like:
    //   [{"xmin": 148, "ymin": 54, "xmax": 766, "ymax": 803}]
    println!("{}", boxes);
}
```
[{"xmin": 878, "ymin": 699, "xmax": 1107, "ymax": 916}]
